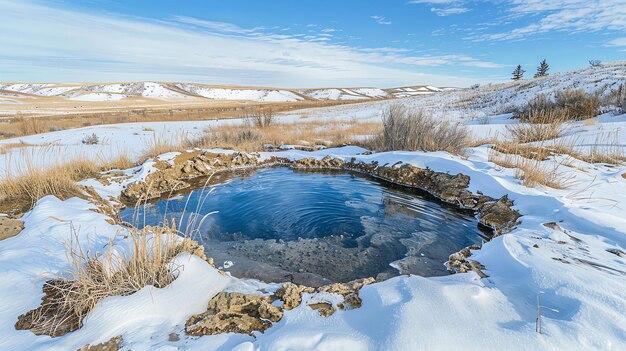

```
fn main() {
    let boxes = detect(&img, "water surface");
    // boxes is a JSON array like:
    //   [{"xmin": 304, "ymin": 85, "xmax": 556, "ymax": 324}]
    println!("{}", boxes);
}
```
[{"xmin": 121, "ymin": 167, "xmax": 489, "ymax": 285}]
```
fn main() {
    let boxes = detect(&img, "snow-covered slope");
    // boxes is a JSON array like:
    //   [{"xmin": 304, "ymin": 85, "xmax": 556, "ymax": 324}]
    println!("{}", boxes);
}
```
[
  {"xmin": 175, "ymin": 83, "xmax": 305, "ymax": 102},
  {"xmin": 0, "ymin": 82, "xmax": 447, "ymax": 103},
  {"xmin": 297, "ymin": 88, "xmax": 389, "ymax": 101},
  {"xmin": 397, "ymin": 61, "xmax": 626, "ymax": 120},
  {"xmin": 385, "ymin": 85, "xmax": 447, "ymax": 98}
]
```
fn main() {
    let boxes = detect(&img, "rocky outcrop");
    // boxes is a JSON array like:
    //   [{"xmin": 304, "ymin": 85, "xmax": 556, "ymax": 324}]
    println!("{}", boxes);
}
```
[
  {"xmin": 292, "ymin": 156, "xmax": 521, "ymax": 236},
  {"xmin": 274, "ymin": 283, "xmax": 314, "ymax": 310},
  {"xmin": 275, "ymin": 278, "xmax": 375, "ymax": 312},
  {"xmin": 185, "ymin": 292, "xmax": 283, "ymax": 336},
  {"xmin": 445, "ymin": 245, "xmax": 487, "ymax": 277},
  {"xmin": 77, "ymin": 336, "xmax": 123, "ymax": 351},
  {"xmin": 308, "ymin": 302, "xmax": 335, "ymax": 317},
  {"xmin": 122, "ymin": 151, "xmax": 288, "ymax": 202},
  {"xmin": 478, "ymin": 195, "xmax": 520, "ymax": 234},
  {"xmin": 186, "ymin": 278, "xmax": 375, "ymax": 336},
  {"xmin": 0, "ymin": 216, "xmax": 24, "ymax": 241}
]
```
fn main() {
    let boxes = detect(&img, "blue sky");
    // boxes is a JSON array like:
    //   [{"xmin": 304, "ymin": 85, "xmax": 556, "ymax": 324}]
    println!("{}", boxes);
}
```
[{"xmin": 0, "ymin": 0, "xmax": 625, "ymax": 87}]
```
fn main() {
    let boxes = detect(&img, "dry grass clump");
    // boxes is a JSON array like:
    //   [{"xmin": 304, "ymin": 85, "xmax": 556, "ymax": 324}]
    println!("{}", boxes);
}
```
[
  {"xmin": 491, "ymin": 141, "xmax": 551, "ymax": 161},
  {"xmin": 0, "ymin": 141, "xmax": 33, "ymax": 154},
  {"xmin": 0, "ymin": 147, "xmax": 141, "ymax": 213},
  {"xmin": 570, "ymin": 130, "xmax": 626, "ymax": 165},
  {"xmin": 98, "ymin": 153, "xmax": 137, "ymax": 171},
  {"xmin": 506, "ymin": 122, "xmax": 566, "ymax": 143},
  {"xmin": 0, "ymin": 152, "xmax": 100, "ymax": 213},
  {"xmin": 18, "ymin": 224, "xmax": 203, "ymax": 337},
  {"xmin": 515, "ymin": 89, "xmax": 600, "ymax": 123},
  {"xmin": 188, "ymin": 120, "xmax": 380, "ymax": 152},
  {"xmin": 488, "ymin": 148, "xmax": 569, "ymax": 189},
  {"xmin": 140, "ymin": 131, "xmax": 192, "ymax": 161},
  {"xmin": 368, "ymin": 104, "xmax": 468, "ymax": 155}
]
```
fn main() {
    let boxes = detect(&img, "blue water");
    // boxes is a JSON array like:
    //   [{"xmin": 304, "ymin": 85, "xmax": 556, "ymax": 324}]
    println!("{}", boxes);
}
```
[{"xmin": 121, "ymin": 167, "xmax": 488, "ymax": 283}]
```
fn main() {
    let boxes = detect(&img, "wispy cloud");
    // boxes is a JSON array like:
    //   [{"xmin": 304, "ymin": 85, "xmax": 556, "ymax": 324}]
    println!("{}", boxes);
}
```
[
  {"xmin": 431, "ymin": 7, "xmax": 469, "ymax": 16},
  {"xmin": 468, "ymin": 0, "xmax": 626, "ymax": 41},
  {"xmin": 406, "ymin": 0, "xmax": 458, "ymax": 4},
  {"xmin": 371, "ymin": 15, "xmax": 392, "ymax": 25},
  {"xmin": 0, "ymin": 0, "xmax": 503, "ymax": 87}
]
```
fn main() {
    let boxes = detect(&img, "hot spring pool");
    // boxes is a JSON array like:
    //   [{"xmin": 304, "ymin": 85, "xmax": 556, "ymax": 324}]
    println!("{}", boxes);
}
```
[{"xmin": 121, "ymin": 167, "xmax": 490, "ymax": 286}]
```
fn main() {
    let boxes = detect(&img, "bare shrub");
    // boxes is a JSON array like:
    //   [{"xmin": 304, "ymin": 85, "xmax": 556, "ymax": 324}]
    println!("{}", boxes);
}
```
[
  {"xmin": 81, "ymin": 133, "xmax": 99, "ymax": 145},
  {"xmin": 515, "ymin": 89, "xmax": 600, "ymax": 123},
  {"xmin": 506, "ymin": 122, "xmax": 565, "ymax": 143},
  {"xmin": 17, "ymin": 224, "xmax": 204, "ymax": 336},
  {"xmin": 554, "ymin": 89, "xmax": 600, "ymax": 120},
  {"xmin": 610, "ymin": 84, "xmax": 626, "ymax": 113},
  {"xmin": 245, "ymin": 108, "xmax": 274, "ymax": 128},
  {"xmin": 369, "ymin": 104, "xmax": 468, "ymax": 155}
]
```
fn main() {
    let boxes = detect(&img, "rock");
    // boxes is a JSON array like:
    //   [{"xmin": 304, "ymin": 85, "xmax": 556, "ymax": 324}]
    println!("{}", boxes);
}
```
[
  {"xmin": 168, "ymin": 332, "xmax": 180, "ymax": 342},
  {"xmin": 274, "ymin": 283, "xmax": 314, "ymax": 310},
  {"xmin": 15, "ymin": 279, "xmax": 81, "ymax": 337},
  {"xmin": 478, "ymin": 195, "xmax": 521, "ymax": 235},
  {"xmin": 185, "ymin": 292, "xmax": 283, "ymax": 336},
  {"xmin": 121, "ymin": 152, "xmax": 284, "ymax": 202},
  {"xmin": 445, "ymin": 245, "xmax": 487, "ymax": 278},
  {"xmin": 77, "ymin": 336, "xmax": 123, "ymax": 351},
  {"xmin": 276, "ymin": 278, "xmax": 374, "ymax": 313},
  {"xmin": 193, "ymin": 160, "xmax": 209, "ymax": 173},
  {"xmin": 0, "ymin": 217, "xmax": 24, "ymax": 240},
  {"xmin": 308, "ymin": 302, "xmax": 335, "ymax": 317}
]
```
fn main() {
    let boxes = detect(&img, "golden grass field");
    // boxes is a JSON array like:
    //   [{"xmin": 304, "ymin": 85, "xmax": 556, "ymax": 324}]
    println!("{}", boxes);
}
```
[{"xmin": 0, "ymin": 91, "xmax": 368, "ymax": 139}]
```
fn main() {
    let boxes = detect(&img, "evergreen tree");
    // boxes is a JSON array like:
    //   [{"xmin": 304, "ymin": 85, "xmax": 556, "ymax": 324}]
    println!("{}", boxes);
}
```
[
  {"xmin": 511, "ymin": 65, "xmax": 525, "ymax": 80},
  {"xmin": 534, "ymin": 59, "xmax": 549, "ymax": 78}
]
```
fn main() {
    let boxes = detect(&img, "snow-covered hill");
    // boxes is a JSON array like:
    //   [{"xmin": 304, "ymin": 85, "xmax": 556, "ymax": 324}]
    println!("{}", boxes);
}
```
[{"xmin": 0, "ymin": 82, "xmax": 448, "ymax": 103}]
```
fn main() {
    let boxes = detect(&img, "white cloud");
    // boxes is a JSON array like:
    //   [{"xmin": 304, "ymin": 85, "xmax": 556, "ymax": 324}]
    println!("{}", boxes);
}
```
[
  {"xmin": 407, "ymin": 0, "xmax": 458, "ymax": 4},
  {"xmin": 431, "ymin": 7, "xmax": 469, "ymax": 16},
  {"xmin": 371, "ymin": 15, "xmax": 392, "ymax": 25},
  {"xmin": 0, "ymin": 0, "xmax": 502, "ymax": 87},
  {"xmin": 469, "ymin": 0, "xmax": 626, "ymax": 41},
  {"xmin": 608, "ymin": 37, "xmax": 626, "ymax": 46}
]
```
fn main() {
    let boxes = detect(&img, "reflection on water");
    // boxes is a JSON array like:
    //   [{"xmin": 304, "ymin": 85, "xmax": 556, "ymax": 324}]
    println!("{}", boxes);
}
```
[{"xmin": 121, "ymin": 167, "xmax": 490, "ymax": 285}]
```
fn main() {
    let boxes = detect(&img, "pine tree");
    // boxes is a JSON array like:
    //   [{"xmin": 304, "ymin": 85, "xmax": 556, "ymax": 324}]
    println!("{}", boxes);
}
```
[
  {"xmin": 534, "ymin": 59, "xmax": 549, "ymax": 78},
  {"xmin": 512, "ymin": 65, "xmax": 525, "ymax": 80}
]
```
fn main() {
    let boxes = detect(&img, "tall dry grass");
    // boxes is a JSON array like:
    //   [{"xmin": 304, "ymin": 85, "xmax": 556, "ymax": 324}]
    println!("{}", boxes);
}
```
[
  {"xmin": 140, "ymin": 130, "xmax": 193, "ymax": 161},
  {"xmin": 0, "ymin": 150, "xmax": 101, "ymax": 212},
  {"xmin": 506, "ymin": 122, "xmax": 566, "ymax": 143},
  {"xmin": 488, "ymin": 147, "xmax": 570, "ymax": 189},
  {"xmin": 367, "ymin": 104, "xmax": 468, "ymax": 155},
  {"xmin": 0, "ymin": 147, "xmax": 140, "ymax": 213},
  {"xmin": 22, "ymin": 223, "xmax": 203, "ymax": 336},
  {"xmin": 188, "ymin": 120, "xmax": 381, "ymax": 152}
]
